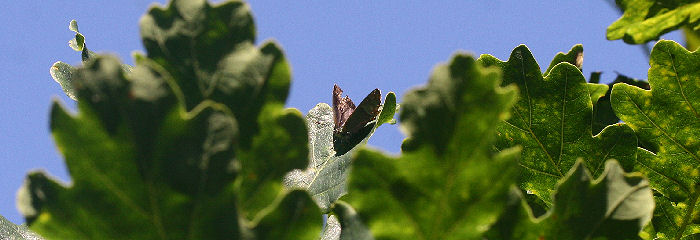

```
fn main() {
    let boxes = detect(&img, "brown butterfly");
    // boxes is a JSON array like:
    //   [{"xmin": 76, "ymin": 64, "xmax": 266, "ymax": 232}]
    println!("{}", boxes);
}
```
[{"xmin": 332, "ymin": 84, "xmax": 381, "ymax": 156}]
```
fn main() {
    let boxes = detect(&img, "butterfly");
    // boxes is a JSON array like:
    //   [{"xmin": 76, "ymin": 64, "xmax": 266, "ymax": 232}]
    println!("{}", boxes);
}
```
[{"xmin": 332, "ymin": 84, "xmax": 381, "ymax": 156}]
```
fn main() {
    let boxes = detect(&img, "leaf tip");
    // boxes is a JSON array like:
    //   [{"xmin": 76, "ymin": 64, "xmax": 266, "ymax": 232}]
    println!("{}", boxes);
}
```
[{"xmin": 68, "ymin": 20, "xmax": 78, "ymax": 32}]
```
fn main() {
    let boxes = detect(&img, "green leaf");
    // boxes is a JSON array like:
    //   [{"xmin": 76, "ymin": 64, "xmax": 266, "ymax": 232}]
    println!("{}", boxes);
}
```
[
  {"xmin": 66, "ymin": 20, "xmax": 97, "ymax": 63},
  {"xmin": 683, "ymin": 26, "xmax": 700, "ymax": 51},
  {"xmin": 20, "ymin": 55, "xmax": 321, "ymax": 239},
  {"xmin": 67, "ymin": 20, "xmax": 85, "ymax": 52},
  {"xmin": 235, "ymin": 104, "xmax": 310, "ymax": 220},
  {"xmin": 478, "ymin": 45, "xmax": 639, "ymax": 206},
  {"xmin": 606, "ymin": 0, "xmax": 700, "ymax": 44},
  {"xmin": 49, "ymin": 62, "xmax": 77, "ymax": 100},
  {"xmin": 543, "ymin": 44, "xmax": 583, "ymax": 76},
  {"xmin": 321, "ymin": 215, "xmax": 341, "ymax": 240},
  {"xmin": 376, "ymin": 91, "xmax": 397, "ymax": 127},
  {"xmin": 66, "ymin": 20, "xmax": 132, "ymax": 73},
  {"xmin": 486, "ymin": 160, "xmax": 654, "ymax": 239},
  {"xmin": 321, "ymin": 201, "xmax": 372, "ymax": 240},
  {"xmin": 140, "ymin": 0, "xmax": 287, "ymax": 146},
  {"xmin": 283, "ymin": 92, "xmax": 397, "ymax": 212},
  {"xmin": 338, "ymin": 54, "xmax": 521, "ymax": 239},
  {"xmin": 592, "ymin": 74, "xmax": 650, "ymax": 135},
  {"xmin": 284, "ymin": 103, "xmax": 350, "ymax": 212},
  {"xmin": 543, "ymin": 45, "xmax": 605, "ymax": 108},
  {"xmin": 588, "ymin": 84, "xmax": 609, "ymax": 108},
  {"xmin": 589, "ymin": 71, "xmax": 603, "ymax": 84},
  {"xmin": 0, "ymin": 214, "xmax": 43, "ymax": 240},
  {"xmin": 611, "ymin": 40, "xmax": 700, "ymax": 239},
  {"xmin": 51, "ymin": 20, "xmax": 131, "ymax": 101},
  {"xmin": 247, "ymin": 190, "xmax": 324, "ymax": 240}
]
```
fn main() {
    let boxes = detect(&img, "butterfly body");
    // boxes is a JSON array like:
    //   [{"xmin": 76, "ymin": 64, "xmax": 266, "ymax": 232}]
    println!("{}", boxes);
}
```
[{"xmin": 332, "ymin": 85, "xmax": 381, "ymax": 156}]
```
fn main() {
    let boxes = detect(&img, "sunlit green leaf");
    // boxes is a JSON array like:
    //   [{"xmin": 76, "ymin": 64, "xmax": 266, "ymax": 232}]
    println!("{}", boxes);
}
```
[
  {"xmin": 607, "ymin": 0, "xmax": 700, "ymax": 44},
  {"xmin": 591, "ymin": 74, "xmax": 649, "ymax": 135},
  {"xmin": 543, "ymin": 44, "xmax": 583, "ymax": 76},
  {"xmin": 611, "ymin": 40, "xmax": 700, "ymax": 239},
  {"xmin": 478, "ymin": 44, "xmax": 638, "ymax": 207},
  {"xmin": 486, "ymin": 160, "xmax": 654, "ymax": 240},
  {"xmin": 683, "ymin": 26, "xmax": 700, "ymax": 51}
]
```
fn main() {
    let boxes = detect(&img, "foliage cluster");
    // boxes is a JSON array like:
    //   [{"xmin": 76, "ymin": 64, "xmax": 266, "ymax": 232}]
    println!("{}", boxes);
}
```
[{"xmin": 4, "ymin": 0, "xmax": 700, "ymax": 239}]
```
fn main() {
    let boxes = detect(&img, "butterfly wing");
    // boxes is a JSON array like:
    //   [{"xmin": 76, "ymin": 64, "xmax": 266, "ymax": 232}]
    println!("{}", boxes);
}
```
[
  {"xmin": 332, "ymin": 87, "xmax": 381, "ymax": 156},
  {"xmin": 333, "ymin": 84, "xmax": 356, "ymax": 131},
  {"xmin": 340, "ymin": 88, "xmax": 381, "ymax": 135}
]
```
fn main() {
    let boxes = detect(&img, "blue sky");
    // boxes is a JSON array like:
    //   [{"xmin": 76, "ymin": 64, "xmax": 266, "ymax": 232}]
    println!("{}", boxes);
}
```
[{"xmin": 0, "ymin": 1, "xmax": 683, "ymax": 224}]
